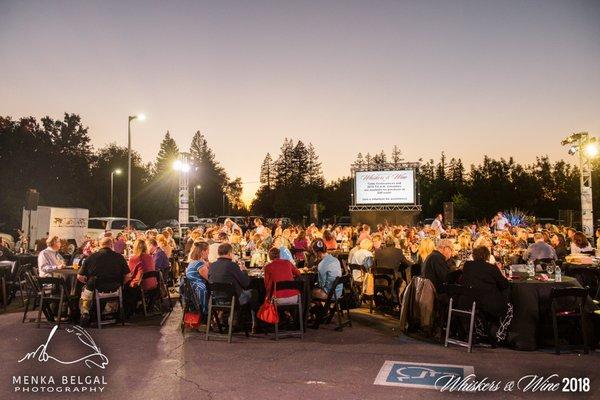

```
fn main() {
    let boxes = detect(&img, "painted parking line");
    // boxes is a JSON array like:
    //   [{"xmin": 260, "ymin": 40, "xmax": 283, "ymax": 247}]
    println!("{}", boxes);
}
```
[{"xmin": 374, "ymin": 360, "xmax": 474, "ymax": 390}]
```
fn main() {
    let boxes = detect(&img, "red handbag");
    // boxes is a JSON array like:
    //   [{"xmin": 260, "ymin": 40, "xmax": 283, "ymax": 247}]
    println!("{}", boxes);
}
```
[
  {"xmin": 183, "ymin": 312, "xmax": 201, "ymax": 328},
  {"xmin": 257, "ymin": 297, "xmax": 279, "ymax": 324}
]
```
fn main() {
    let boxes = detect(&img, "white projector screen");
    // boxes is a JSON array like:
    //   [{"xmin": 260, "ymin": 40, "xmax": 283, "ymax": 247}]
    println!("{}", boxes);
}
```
[{"xmin": 355, "ymin": 170, "xmax": 415, "ymax": 205}]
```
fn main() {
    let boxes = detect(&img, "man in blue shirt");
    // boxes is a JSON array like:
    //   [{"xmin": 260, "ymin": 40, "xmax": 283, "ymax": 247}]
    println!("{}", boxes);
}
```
[
  {"xmin": 523, "ymin": 233, "xmax": 557, "ymax": 262},
  {"xmin": 311, "ymin": 239, "xmax": 342, "ymax": 300}
]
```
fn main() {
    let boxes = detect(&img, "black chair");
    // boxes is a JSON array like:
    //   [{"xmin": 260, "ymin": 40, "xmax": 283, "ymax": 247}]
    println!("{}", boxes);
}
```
[
  {"xmin": 22, "ymin": 271, "xmax": 43, "ymax": 323},
  {"xmin": 94, "ymin": 286, "xmax": 124, "ymax": 329},
  {"xmin": 347, "ymin": 263, "xmax": 366, "ymax": 304},
  {"xmin": 36, "ymin": 277, "xmax": 72, "ymax": 328},
  {"xmin": 0, "ymin": 266, "xmax": 10, "ymax": 312},
  {"xmin": 443, "ymin": 284, "xmax": 476, "ymax": 353},
  {"xmin": 370, "ymin": 267, "xmax": 395, "ymax": 314},
  {"xmin": 550, "ymin": 287, "xmax": 590, "ymax": 355},
  {"xmin": 312, "ymin": 275, "xmax": 352, "ymax": 331},
  {"xmin": 140, "ymin": 270, "xmax": 172, "ymax": 325},
  {"xmin": 564, "ymin": 266, "xmax": 600, "ymax": 302},
  {"xmin": 273, "ymin": 280, "xmax": 304, "ymax": 340},
  {"xmin": 205, "ymin": 282, "xmax": 239, "ymax": 343},
  {"xmin": 180, "ymin": 277, "xmax": 202, "ymax": 334}
]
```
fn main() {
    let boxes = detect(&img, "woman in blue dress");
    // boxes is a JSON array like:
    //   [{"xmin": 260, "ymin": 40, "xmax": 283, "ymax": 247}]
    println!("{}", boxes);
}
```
[{"xmin": 185, "ymin": 241, "xmax": 210, "ymax": 314}]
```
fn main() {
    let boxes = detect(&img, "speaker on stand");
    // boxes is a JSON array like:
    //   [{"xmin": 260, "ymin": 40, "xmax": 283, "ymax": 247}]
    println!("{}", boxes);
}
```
[{"xmin": 24, "ymin": 189, "xmax": 39, "ymax": 251}]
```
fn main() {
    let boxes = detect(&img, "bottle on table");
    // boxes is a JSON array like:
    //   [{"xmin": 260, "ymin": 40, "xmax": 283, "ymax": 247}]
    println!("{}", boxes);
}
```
[{"xmin": 555, "ymin": 265, "xmax": 562, "ymax": 282}]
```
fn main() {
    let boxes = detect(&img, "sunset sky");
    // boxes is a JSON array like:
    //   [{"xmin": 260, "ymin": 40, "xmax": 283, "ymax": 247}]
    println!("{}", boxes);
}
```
[{"xmin": 1, "ymin": 0, "xmax": 599, "ymax": 204}]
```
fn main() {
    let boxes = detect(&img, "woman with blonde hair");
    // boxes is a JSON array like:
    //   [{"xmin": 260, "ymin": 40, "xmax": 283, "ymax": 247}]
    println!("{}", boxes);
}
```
[
  {"xmin": 416, "ymin": 237, "xmax": 435, "ymax": 275},
  {"xmin": 456, "ymin": 233, "xmax": 472, "ymax": 263},
  {"xmin": 472, "ymin": 236, "xmax": 497, "ymax": 263},
  {"xmin": 125, "ymin": 238, "xmax": 157, "ymax": 316},
  {"xmin": 156, "ymin": 234, "xmax": 173, "ymax": 258}
]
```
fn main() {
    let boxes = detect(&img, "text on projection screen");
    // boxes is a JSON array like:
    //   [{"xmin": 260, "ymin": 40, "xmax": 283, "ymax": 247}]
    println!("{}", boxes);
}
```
[{"xmin": 355, "ymin": 170, "xmax": 415, "ymax": 204}]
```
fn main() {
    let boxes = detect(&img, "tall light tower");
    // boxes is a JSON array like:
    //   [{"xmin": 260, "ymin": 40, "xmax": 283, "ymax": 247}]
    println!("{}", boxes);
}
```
[
  {"xmin": 562, "ymin": 132, "xmax": 598, "ymax": 237},
  {"xmin": 173, "ymin": 152, "xmax": 191, "ymax": 226}
]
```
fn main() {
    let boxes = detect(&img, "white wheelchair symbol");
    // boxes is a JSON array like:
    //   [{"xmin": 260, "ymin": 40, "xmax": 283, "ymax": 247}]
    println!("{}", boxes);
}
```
[{"xmin": 395, "ymin": 366, "xmax": 459, "ymax": 382}]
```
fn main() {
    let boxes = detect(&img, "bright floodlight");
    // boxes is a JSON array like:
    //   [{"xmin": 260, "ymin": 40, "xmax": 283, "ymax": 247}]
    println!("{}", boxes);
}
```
[
  {"xmin": 173, "ymin": 160, "xmax": 191, "ymax": 172},
  {"xmin": 114, "ymin": 168, "xmax": 122, "ymax": 174},
  {"xmin": 137, "ymin": 113, "xmax": 146, "ymax": 121},
  {"xmin": 585, "ymin": 143, "xmax": 599, "ymax": 158},
  {"xmin": 196, "ymin": 185, "xmax": 201, "ymax": 189}
]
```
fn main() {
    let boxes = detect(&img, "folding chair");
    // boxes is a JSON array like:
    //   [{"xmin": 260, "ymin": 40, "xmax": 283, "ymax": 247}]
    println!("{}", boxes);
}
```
[
  {"xmin": 205, "ymin": 282, "xmax": 238, "ymax": 343},
  {"xmin": 371, "ymin": 267, "xmax": 395, "ymax": 314},
  {"xmin": 22, "ymin": 271, "xmax": 42, "ymax": 323},
  {"xmin": 550, "ymin": 287, "xmax": 590, "ymax": 355},
  {"xmin": 36, "ymin": 277, "xmax": 71, "ymax": 328},
  {"xmin": 444, "ymin": 284, "xmax": 476, "ymax": 353},
  {"xmin": 313, "ymin": 275, "xmax": 352, "ymax": 331},
  {"xmin": 180, "ymin": 277, "xmax": 202, "ymax": 334},
  {"xmin": 94, "ymin": 287, "xmax": 124, "ymax": 329},
  {"xmin": 140, "ymin": 270, "xmax": 173, "ymax": 325},
  {"xmin": 564, "ymin": 266, "xmax": 600, "ymax": 303},
  {"xmin": 273, "ymin": 280, "xmax": 304, "ymax": 340}
]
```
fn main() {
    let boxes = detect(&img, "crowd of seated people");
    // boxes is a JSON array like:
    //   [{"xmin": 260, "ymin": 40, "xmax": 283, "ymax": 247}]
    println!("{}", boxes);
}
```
[{"xmin": 29, "ymin": 212, "xmax": 598, "ymax": 338}]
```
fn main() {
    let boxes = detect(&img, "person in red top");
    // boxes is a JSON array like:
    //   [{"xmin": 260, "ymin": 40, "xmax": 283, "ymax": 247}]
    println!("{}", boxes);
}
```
[
  {"xmin": 263, "ymin": 247, "xmax": 301, "ymax": 305},
  {"xmin": 128, "ymin": 239, "xmax": 157, "ymax": 291},
  {"xmin": 323, "ymin": 230, "xmax": 338, "ymax": 251}
]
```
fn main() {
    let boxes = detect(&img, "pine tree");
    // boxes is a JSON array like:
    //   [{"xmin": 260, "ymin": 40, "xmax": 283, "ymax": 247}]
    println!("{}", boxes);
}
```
[
  {"xmin": 155, "ymin": 131, "xmax": 179, "ymax": 175},
  {"xmin": 306, "ymin": 143, "xmax": 324, "ymax": 186},
  {"xmin": 372, "ymin": 150, "xmax": 387, "ymax": 166},
  {"xmin": 188, "ymin": 130, "xmax": 228, "ymax": 216},
  {"xmin": 274, "ymin": 138, "xmax": 295, "ymax": 187},
  {"xmin": 355, "ymin": 152, "xmax": 364, "ymax": 167},
  {"xmin": 391, "ymin": 145, "xmax": 403, "ymax": 165},
  {"xmin": 259, "ymin": 153, "xmax": 275, "ymax": 189},
  {"xmin": 364, "ymin": 153, "xmax": 372, "ymax": 168},
  {"xmin": 292, "ymin": 140, "xmax": 310, "ymax": 186}
]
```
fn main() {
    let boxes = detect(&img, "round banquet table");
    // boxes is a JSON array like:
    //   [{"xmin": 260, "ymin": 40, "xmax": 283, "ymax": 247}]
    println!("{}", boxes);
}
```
[{"xmin": 507, "ymin": 275, "xmax": 593, "ymax": 351}]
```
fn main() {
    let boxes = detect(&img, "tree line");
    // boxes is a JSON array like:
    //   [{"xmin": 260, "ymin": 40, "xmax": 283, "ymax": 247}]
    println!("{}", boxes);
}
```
[
  {"xmin": 0, "ymin": 113, "xmax": 591, "ymax": 231},
  {"xmin": 0, "ymin": 114, "xmax": 241, "ymax": 230}
]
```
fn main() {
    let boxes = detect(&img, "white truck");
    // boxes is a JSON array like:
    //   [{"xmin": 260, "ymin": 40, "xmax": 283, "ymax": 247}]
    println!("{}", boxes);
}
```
[{"xmin": 22, "ymin": 206, "xmax": 89, "ymax": 251}]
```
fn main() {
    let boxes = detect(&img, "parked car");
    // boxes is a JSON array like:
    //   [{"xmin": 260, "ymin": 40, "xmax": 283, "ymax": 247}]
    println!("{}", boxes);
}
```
[
  {"xmin": 215, "ymin": 216, "xmax": 247, "ymax": 228},
  {"xmin": 87, "ymin": 217, "xmax": 148, "ymax": 238},
  {"xmin": 154, "ymin": 219, "xmax": 180, "ymax": 231}
]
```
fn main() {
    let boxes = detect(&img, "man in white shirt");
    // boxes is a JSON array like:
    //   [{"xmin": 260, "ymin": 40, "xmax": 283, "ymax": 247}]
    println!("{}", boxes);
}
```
[
  {"xmin": 431, "ymin": 214, "xmax": 447, "ymax": 236},
  {"xmin": 37, "ymin": 235, "xmax": 65, "ymax": 277},
  {"xmin": 208, "ymin": 232, "xmax": 229, "ymax": 263},
  {"xmin": 492, "ymin": 212, "xmax": 510, "ymax": 231}
]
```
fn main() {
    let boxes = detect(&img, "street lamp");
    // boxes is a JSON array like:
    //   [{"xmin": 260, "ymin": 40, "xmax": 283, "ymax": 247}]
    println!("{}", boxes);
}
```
[
  {"xmin": 194, "ymin": 185, "xmax": 201, "ymax": 217},
  {"xmin": 110, "ymin": 168, "xmax": 122, "ymax": 217},
  {"xmin": 127, "ymin": 113, "xmax": 145, "ymax": 228},
  {"xmin": 561, "ymin": 132, "xmax": 598, "ymax": 237},
  {"xmin": 173, "ymin": 153, "xmax": 191, "ymax": 226}
]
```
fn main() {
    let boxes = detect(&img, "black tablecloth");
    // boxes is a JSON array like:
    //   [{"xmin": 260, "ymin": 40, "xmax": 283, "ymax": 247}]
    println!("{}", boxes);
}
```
[{"xmin": 507, "ymin": 276, "xmax": 592, "ymax": 351}]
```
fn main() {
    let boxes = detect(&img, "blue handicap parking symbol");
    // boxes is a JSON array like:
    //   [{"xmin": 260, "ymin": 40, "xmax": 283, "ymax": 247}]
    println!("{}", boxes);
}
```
[{"xmin": 374, "ymin": 361, "xmax": 474, "ymax": 389}]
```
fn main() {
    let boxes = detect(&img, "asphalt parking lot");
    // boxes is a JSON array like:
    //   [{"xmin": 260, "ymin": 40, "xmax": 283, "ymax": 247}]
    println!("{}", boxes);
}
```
[{"xmin": 1, "ymin": 306, "xmax": 599, "ymax": 400}]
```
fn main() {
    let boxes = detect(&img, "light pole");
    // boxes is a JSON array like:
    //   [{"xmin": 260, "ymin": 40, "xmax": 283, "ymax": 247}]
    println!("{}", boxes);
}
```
[
  {"xmin": 562, "ymin": 132, "xmax": 598, "ymax": 237},
  {"xmin": 110, "ymin": 168, "xmax": 122, "ymax": 217},
  {"xmin": 173, "ymin": 153, "xmax": 191, "ymax": 225},
  {"xmin": 127, "ymin": 113, "xmax": 145, "ymax": 228},
  {"xmin": 194, "ymin": 185, "xmax": 201, "ymax": 216}
]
